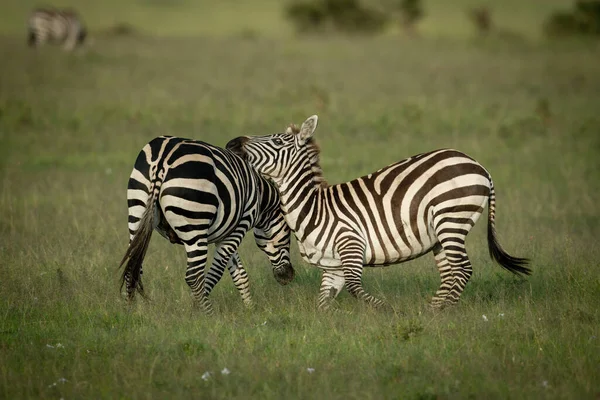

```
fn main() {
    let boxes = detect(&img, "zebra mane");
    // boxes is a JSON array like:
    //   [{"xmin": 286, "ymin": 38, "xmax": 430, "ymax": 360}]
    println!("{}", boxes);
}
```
[{"xmin": 287, "ymin": 124, "xmax": 328, "ymax": 188}]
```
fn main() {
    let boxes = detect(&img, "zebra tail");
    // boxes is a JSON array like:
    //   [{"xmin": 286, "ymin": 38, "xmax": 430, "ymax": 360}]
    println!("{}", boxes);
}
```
[
  {"xmin": 487, "ymin": 178, "xmax": 531, "ymax": 276},
  {"xmin": 27, "ymin": 29, "xmax": 36, "ymax": 46},
  {"xmin": 119, "ymin": 192, "xmax": 156, "ymax": 299}
]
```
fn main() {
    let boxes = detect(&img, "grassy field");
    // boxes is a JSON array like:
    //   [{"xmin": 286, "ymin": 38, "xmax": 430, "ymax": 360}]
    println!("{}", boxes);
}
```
[{"xmin": 1, "ymin": 1, "xmax": 599, "ymax": 399}]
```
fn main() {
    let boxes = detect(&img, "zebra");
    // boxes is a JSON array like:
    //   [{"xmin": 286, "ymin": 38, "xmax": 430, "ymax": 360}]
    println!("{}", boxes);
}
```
[
  {"xmin": 119, "ymin": 136, "xmax": 295, "ymax": 314},
  {"xmin": 27, "ymin": 7, "xmax": 87, "ymax": 51},
  {"xmin": 226, "ymin": 115, "xmax": 531, "ymax": 310}
]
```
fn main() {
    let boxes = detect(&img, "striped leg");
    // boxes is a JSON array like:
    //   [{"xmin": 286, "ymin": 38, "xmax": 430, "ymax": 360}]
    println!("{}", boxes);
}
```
[
  {"xmin": 203, "ymin": 239, "xmax": 242, "ymax": 307},
  {"xmin": 63, "ymin": 36, "xmax": 76, "ymax": 51},
  {"xmin": 435, "ymin": 220, "xmax": 474, "ymax": 307},
  {"xmin": 443, "ymin": 243, "xmax": 473, "ymax": 307},
  {"xmin": 227, "ymin": 253, "xmax": 253, "ymax": 308},
  {"xmin": 184, "ymin": 237, "xmax": 212, "ymax": 314},
  {"xmin": 205, "ymin": 251, "xmax": 253, "ymax": 308},
  {"xmin": 430, "ymin": 243, "xmax": 454, "ymax": 309},
  {"xmin": 338, "ymin": 236, "xmax": 386, "ymax": 308},
  {"xmin": 318, "ymin": 269, "xmax": 345, "ymax": 310}
]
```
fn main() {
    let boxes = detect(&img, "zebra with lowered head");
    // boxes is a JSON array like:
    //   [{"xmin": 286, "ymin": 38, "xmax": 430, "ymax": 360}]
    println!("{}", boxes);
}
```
[
  {"xmin": 226, "ymin": 115, "xmax": 531, "ymax": 310},
  {"xmin": 119, "ymin": 136, "xmax": 295, "ymax": 314},
  {"xmin": 27, "ymin": 7, "xmax": 87, "ymax": 50}
]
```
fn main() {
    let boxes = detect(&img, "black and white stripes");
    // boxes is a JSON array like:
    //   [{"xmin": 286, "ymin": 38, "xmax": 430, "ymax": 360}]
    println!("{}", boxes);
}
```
[
  {"xmin": 227, "ymin": 115, "xmax": 530, "ymax": 310},
  {"xmin": 119, "ymin": 136, "xmax": 294, "ymax": 314},
  {"xmin": 27, "ymin": 7, "xmax": 87, "ymax": 50}
]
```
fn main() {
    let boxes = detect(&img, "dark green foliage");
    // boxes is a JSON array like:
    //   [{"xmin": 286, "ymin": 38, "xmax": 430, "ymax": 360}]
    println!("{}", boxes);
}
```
[
  {"xmin": 398, "ymin": 0, "xmax": 424, "ymax": 25},
  {"xmin": 285, "ymin": 0, "xmax": 389, "ymax": 34},
  {"xmin": 544, "ymin": 0, "xmax": 600, "ymax": 37}
]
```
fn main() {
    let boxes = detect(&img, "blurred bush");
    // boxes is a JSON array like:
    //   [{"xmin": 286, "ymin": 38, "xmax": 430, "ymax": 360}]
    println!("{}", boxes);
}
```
[
  {"xmin": 544, "ymin": 0, "xmax": 600, "ymax": 37},
  {"xmin": 285, "ymin": 0, "xmax": 389, "ymax": 34},
  {"xmin": 395, "ymin": 0, "xmax": 424, "ymax": 35},
  {"xmin": 468, "ymin": 6, "xmax": 492, "ymax": 36}
]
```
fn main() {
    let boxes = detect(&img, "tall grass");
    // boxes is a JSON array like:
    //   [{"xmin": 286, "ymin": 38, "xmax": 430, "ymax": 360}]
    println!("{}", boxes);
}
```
[{"xmin": 1, "ymin": 3, "xmax": 599, "ymax": 399}]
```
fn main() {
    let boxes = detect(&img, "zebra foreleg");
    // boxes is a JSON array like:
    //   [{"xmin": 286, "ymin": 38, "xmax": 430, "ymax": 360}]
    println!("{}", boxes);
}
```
[
  {"xmin": 430, "ymin": 243, "xmax": 455, "ymax": 309},
  {"xmin": 317, "ymin": 269, "xmax": 345, "ymax": 310},
  {"xmin": 184, "ymin": 238, "xmax": 212, "ymax": 315}
]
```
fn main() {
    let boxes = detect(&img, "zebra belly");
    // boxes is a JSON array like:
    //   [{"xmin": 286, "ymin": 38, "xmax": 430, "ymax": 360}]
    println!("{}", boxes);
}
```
[
  {"xmin": 362, "ymin": 225, "xmax": 437, "ymax": 266},
  {"xmin": 297, "ymin": 240, "xmax": 342, "ymax": 268}
]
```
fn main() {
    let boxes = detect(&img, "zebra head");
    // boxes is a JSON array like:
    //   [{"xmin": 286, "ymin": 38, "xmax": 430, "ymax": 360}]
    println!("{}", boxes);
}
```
[
  {"xmin": 226, "ymin": 115, "xmax": 319, "ymax": 184},
  {"xmin": 253, "ymin": 202, "xmax": 294, "ymax": 286}
]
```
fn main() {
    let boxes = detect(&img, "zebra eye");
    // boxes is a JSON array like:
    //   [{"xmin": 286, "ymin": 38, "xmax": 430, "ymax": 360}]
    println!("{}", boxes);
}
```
[{"xmin": 273, "ymin": 138, "xmax": 283, "ymax": 145}]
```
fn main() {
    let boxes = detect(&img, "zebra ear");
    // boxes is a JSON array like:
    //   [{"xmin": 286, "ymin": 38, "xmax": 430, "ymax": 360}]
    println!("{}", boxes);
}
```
[{"xmin": 298, "ymin": 115, "xmax": 318, "ymax": 142}]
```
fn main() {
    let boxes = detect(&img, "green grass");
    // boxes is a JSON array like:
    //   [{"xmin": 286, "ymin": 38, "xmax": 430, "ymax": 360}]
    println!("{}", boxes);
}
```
[{"xmin": 1, "ymin": 2, "xmax": 599, "ymax": 399}]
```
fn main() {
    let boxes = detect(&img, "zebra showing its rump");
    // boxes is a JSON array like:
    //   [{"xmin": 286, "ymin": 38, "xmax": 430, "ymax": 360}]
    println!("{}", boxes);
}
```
[
  {"xmin": 28, "ymin": 7, "xmax": 87, "ymax": 50},
  {"xmin": 119, "ymin": 136, "xmax": 294, "ymax": 314},
  {"xmin": 226, "ymin": 115, "xmax": 530, "ymax": 310}
]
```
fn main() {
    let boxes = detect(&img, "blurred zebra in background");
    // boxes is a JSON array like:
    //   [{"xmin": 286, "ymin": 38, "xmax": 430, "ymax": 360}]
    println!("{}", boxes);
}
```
[
  {"xmin": 227, "ymin": 115, "xmax": 531, "ymax": 311},
  {"xmin": 27, "ymin": 7, "xmax": 87, "ymax": 50},
  {"xmin": 119, "ymin": 136, "xmax": 294, "ymax": 315}
]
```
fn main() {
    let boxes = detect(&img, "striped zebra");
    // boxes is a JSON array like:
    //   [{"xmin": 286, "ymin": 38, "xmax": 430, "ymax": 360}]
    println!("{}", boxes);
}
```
[
  {"xmin": 119, "ymin": 136, "xmax": 294, "ymax": 314},
  {"xmin": 226, "ymin": 115, "xmax": 531, "ymax": 310},
  {"xmin": 27, "ymin": 7, "xmax": 87, "ymax": 50}
]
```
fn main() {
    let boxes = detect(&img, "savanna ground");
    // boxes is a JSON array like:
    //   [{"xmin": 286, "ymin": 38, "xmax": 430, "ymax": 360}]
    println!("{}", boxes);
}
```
[{"xmin": 1, "ymin": 0, "xmax": 599, "ymax": 398}]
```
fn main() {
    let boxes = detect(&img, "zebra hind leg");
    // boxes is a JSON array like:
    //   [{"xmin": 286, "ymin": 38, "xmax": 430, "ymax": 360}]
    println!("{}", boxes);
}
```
[
  {"xmin": 318, "ymin": 269, "xmax": 345, "ymax": 310},
  {"xmin": 430, "ymin": 243, "xmax": 455, "ymax": 309},
  {"xmin": 205, "ymin": 249, "xmax": 253, "ymax": 308},
  {"xmin": 338, "ymin": 236, "xmax": 387, "ymax": 309},
  {"xmin": 436, "ymin": 233, "xmax": 473, "ymax": 308},
  {"xmin": 184, "ymin": 237, "xmax": 213, "ymax": 315},
  {"xmin": 443, "ymin": 244, "xmax": 473, "ymax": 307},
  {"xmin": 203, "ymin": 239, "xmax": 243, "ymax": 310},
  {"xmin": 226, "ymin": 253, "xmax": 253, "ymax": 308}
]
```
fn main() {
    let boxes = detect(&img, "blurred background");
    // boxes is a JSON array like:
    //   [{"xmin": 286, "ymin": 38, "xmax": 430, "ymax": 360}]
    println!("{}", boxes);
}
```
[{"xmin": 1, "ymin": 0, "xmax": 593, "ymax": 39}]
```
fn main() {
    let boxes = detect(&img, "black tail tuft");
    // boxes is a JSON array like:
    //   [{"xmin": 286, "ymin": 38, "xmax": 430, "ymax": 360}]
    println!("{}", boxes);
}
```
[
  {"xmin": 119, "ymin": 201, "xmax": 156, "ymax": 299},
  {"xmin": 28, "ymin": 30, "xmax": 36, "ymax": 47},
  {"xmin": 488, "ymin": 223, "xmax": 531, "ymax": 276}
]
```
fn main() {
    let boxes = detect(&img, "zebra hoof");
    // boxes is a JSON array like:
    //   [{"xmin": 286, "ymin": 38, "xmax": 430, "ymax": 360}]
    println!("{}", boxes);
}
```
[{"xmin": 273, "ymin": 264, "xmax": 295, "ymax": 285}]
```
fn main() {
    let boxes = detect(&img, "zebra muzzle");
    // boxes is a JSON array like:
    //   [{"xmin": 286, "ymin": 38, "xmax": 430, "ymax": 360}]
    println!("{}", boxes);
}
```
[{"xmin": 273, "ymin": 264, "xmax": 295, "ymax": 286}]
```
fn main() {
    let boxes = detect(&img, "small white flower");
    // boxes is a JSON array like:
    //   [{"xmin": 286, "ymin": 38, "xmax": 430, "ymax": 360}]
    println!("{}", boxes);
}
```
[
  {"xmin": 58, "ymin": 378, "xmax": 68, "ymax": 383},
  {"xmin": 498, "ymin": 313, "xmax": 505, "ymax": 317},
  {"xmin": 261, "ymin": 320, "xmax": 267, "ymax": 326},
  {"xmin": 56, "ymin": 343, "xmax": 64, "ymax": 348},
  {"xmin": 306, "ymin": 368, "xmax": 315, "ymax": 373},
  {"xmin": 46, "ymin": 344, "xmax": 55, "ymax": 349},
  {"xmin": 221, "ymin": 368, "xmax": 230, "ymax": 375},
  {"xmin": 48, "ymin": 382, "xmax": 57, "ymax": 388},
  {"xmin": 482, "ymin": 315, "xmax": 488, "ymax": 322},
  {"xmin": 201, "ymin": 371, "xmax": 211, "ymax": 381},
  {"xmin": 542, "ymin": 380, "xmax": 549, "ymax": 388}
]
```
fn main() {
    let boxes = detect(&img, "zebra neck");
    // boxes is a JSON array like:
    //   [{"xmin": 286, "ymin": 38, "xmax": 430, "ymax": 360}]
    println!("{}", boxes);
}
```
[{"xmin": 277, "ymin": 162, "xmax": 320, "ymax": 237}]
